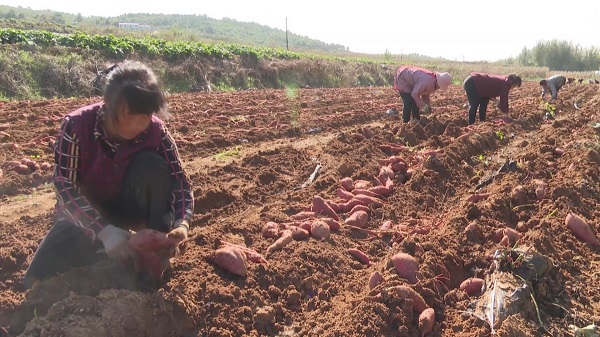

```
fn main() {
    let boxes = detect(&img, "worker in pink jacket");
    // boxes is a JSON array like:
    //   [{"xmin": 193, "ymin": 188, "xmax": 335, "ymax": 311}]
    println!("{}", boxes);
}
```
[{"xmin": 393, "ymin": 65, "xmax": 452, "ymax": 123}]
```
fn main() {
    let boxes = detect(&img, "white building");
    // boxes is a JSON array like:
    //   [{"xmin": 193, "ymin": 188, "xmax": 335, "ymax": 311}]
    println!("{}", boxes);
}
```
[{"xmin": 118, "ymin": 23, "xmax": 152, "ymax": 31}]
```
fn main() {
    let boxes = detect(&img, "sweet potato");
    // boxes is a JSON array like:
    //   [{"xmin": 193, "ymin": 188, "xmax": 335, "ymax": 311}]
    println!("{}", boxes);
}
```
[
  {"xmin": 565, "ymin": 213, "xmax": 600, "ymax": 245},
  {"xmin": 319, "ymin": 218, "xmax": 341, "ymax": 231},
  {"xmin": 378, "ymin": 166, "xmax": 395, "ymax": 183},
  {"xmin": 288, "ymin": 226, "xmax": 310, "ymax": 240},
  {"xmin": 385, "ymin": 285, "xmax": 428, "ymax": 313},
  {"xmin": 39, "ymin": 162, "xmax": 53, "ymax": 171},
  {"xmin": 348, "ymin": 248, "xmax": 371, "ymax": 265},
  {"xmin": 379, "ymin": 220, "xmax": 393, "ymax": 231},
  {"xmin": 459, "ymin": 277, "xmax": 484, "ymax": 296},
  {"xmin": 390, "ymin": 161, "xmax": 407, "ymax": 173},
  {"xmin": 340, "ymin": 177, "xmax": 354, "ymax": 191},
  {"xmin": 368, "ymin": 271, "xmax": 385, "ymax": 290},
  {"xmin": 311, "ymin": 195, "xmax": 339, "ymax": 220},
  {"xmin": 267, "ymin": 230, "xmax": 293, "ymax": 253},
  {"xmin": 534, "ymin": 179, "xmax": 547, "ymax": 200},
  {"xmin": 391, "ymin": 252, "xmax": 418, "ymax": 284},
  {"xmin": 352, "ymin": 188, "xmax": 384, "ymax": 199},
  {"xmin": 136, "ymin": 251, "xmax": 165, "ymax": 280},
  {"xmin": 337, "ymin": 188, "xmax": 354, "ymax": 201},
  {"xmin": 353, "ymin": 180, "xmax": 372, "ymax": 190},
  {"xmin": 214, "ymin": 245, "xmax": 247, "ymax": 276},
  {"xmin": 344, "ymin": 210, "xmax": 369, "ymax": 228},
  {"xmin": 418, "ymin": 308, "xmax": 435, "ymax": 335},
  {"xmin": 310, "ymin": 220, "xmax": 330, "ymax": 240},
  {"xmin": 129, "ymin": 229, "xmax": 180, "ymax": 252},
  {"xmin": 352, "ymin": 194, "xmax": 384, "ymax": 208},
  {"xmin": 261, "ymin": 222, "xmax": 280, "ymax": 239},
  {"xmin": 348, "ymin": 204, "xmax": 370, "ymax": 215},
  {"xmin": 12, "ymin": 164, "xmax": 30, "ymax": 175},
  {"xmin": 368, "ymin": 183, "xmax": 394, "ymax": 197},
  {"xmin": 291, "ymin": 211, "xmax": 316, "ymax": 220},
  {"xmin": 338, "ymin": 198, "xmax": 366, "ymax": 213}
]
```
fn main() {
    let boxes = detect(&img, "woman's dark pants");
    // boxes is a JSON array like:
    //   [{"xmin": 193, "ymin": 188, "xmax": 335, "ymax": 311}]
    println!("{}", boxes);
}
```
[{"xmin": 23, "ymin": 151, "xmax": 173, "ymax": 288}]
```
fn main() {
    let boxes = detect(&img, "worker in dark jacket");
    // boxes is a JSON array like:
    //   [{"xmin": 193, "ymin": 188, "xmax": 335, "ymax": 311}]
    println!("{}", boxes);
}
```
[
  {"xmin": 540, "ymin": 75, "xmax": 566, "ymax": 100},
  {"xmin": 463, "ymin": 72, "xmax": 522, "ymax": 125},
  {"xmin": 24, "ymin": 61, "xmax": 194, "ymax": 288}
]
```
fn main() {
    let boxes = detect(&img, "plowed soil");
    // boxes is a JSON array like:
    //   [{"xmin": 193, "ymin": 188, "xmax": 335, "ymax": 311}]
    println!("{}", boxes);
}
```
[{"xmin": 1, "ymin": 82, "xmax": 600, "ymax": 337}]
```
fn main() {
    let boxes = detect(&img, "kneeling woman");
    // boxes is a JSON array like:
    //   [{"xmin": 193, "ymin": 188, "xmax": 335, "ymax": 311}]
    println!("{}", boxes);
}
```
[{"xmin": 24, "ymin": 61, "xmax": 194, "ymax": 288}]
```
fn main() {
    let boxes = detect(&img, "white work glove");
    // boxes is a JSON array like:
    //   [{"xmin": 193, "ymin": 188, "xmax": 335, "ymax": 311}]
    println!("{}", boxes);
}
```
[
  {"xmin": 97, "ymin": 224, "xmax": 134, "ymax": 263},
  {"xmin": 422, "ymin": 104, "xmax": 431, "ymax": 113},
  {"xmin": 168, "ymin": 219, "xmax": 190, "ymax": 257}
]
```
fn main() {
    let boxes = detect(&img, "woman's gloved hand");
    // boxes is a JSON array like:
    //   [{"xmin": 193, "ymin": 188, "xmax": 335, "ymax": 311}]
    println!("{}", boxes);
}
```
[{"xmin": 97, "ymin": 224, "xmax": 134, "ymax": 264}]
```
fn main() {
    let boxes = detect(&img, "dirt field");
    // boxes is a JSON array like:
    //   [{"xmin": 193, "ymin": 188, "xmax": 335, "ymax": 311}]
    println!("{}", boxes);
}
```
[{"xmin": 1, "ymin": 82, "xmax": 600, "ymax": 337}]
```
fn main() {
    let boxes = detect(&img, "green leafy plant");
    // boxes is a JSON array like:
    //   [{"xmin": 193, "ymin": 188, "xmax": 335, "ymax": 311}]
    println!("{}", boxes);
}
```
[
  {"xmin": 540, "ymin": 101, "xmax": 557, "ymax": 118},
  {"xmin": 495, "ymin": 130, "xmax": 505, "ymax": 140},
  {"xmin": 214, "ymin": 145, "xmax": 242, "ymax": 159}
]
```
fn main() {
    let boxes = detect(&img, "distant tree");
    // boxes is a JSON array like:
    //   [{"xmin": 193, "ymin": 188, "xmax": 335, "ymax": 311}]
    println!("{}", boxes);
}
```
[
  {"xmin": 75, "ymin": 13, "xmax": 83, "ymax": 23},
  {"xmin": 52, "ymin": 12, "xmax": 65, "ymax": 24},
  {"xmin": 529, "ymin": 39, "xmax": 599, "ymax": 71}
]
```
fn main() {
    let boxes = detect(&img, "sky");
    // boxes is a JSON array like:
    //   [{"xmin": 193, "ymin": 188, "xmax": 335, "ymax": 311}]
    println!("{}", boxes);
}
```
[{"xmin": 1, "ymin": 0, "xmax": 598, "ymax": 62}]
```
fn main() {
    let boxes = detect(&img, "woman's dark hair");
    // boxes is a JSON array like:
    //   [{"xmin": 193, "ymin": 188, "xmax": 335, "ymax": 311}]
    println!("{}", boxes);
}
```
[
  {"xmin": 103, "ymin": 61, "xmax": 169, "ymax": 120},
  {"xmin": 508, "ymin": 74, "xmax": 522, "ymax": 87}
]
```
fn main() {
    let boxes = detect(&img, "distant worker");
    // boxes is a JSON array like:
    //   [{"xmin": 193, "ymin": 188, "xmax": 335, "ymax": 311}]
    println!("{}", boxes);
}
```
[
  {"xmin": 393, "ymin": 65, "xmax": 452, "ymax": 124},
  {"xmin": 540, "ymin": 75, "xmax": 566, "ymax": 100},
  {"xmin": 463, "ymin": 72, "xmax": 522, "ymax": 125}
]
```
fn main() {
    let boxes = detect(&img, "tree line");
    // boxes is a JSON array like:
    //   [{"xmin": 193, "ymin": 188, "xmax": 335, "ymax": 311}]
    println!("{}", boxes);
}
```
[
  {"xmin": 0, "ymin": 7, "xmax": 348, "ymax": 55},
  {"xmin": 510, "ymin": 40, "xmax": 600, "ymax": 71}
]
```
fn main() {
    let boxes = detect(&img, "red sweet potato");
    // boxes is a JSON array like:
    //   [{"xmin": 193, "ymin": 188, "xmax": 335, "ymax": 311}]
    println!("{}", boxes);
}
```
[
  {"xmin": 39, "ymin": 162, "xmax": 52, "ymax": 171},
  {"xmin": 565, "ymin": 213, "xmax": 600, "ymax": 245},
  {"xmin": 267, "ymin": 229, "xmax": 294, "ymax": 253},
  {"xmin": 352, "ymin": 194, "xmax": 384, "ymax": 208},
  {"xmin": 136, "ymin": 251, "xmax": 165, "ymax": 280},
  {"xmin": 129, "ymin": 229, "xmax": 180, "ymax": 252},
  {"xmin": 214, "ymin": 245, "xmax": 247, "ymax": 276},
  {"xmin": 534, "ymin": 179, "xmax": 547, "ymax": 200},
  {"xmin": 378, "ymin": 166, "xmax": 395, "ymax": 183},
  {"xmin": 311, "ymin": 195, "xmax": 339, "ymax": 220},
  {"xmin": 459, "ymin": 277, "xmax": 484, "ymax": 296},
  {"xmin": 379, "ymin": 220, "xmax": 393, "ymax": 231},
  {"xmin": 12, "ymin": 164, "xmax": 31, "ymax": 175},
  {"xmin": 386, "ymin": 285, "xmax": 428, "ymax": 313},
  {"xmin": 261, "ymin": 222, "xmax": 280, "ymax": 239},
  {"xmin": 288, "ymin": 226, "xmax": 310, "ymax": 240},
  {"xmin": 337, "ymin": 188, "xmax": 355, "ymax": 201},
  {"xmin": 348, "ymin": 204, "xmax": 370, "ymax": 216},
  {"xmin": 319, "ymin": 218, "xmax": 341, "ymax": 231},
  {"xmin": 352, "ymin": 188, "xmax": 384, "ymax": 199},
  {"xmin": 368, "ymin": 271, "xmax": 385, "ymax": 290},
  {"xmin": 390, "ymin": 161, "xmax": 407, "ymax": 173},
  {"xmin": 368, "ymin": 183, "xmax": 394, "ymax": 197},
  {"xmin": 291, "ymin": 211, "xmax": 316, "ymax": 220},
  {"xmin": 353, "ymin": 180, "xmax": 372, "ymax": 190},
  {"xmin": 340, "ymin": 177, "xmax": 354, "ymax": 191},
  {"xmin": 344, "ymin": 210, "xmax": 369, "ymax": 228},
  {"xmin": 391, "ymin": 252, "xmax": 418, "ymax": 284},
  {"xmin": 418, "ymin": 308, "xmax": 435, "ymax": 335},
  {"xmin": 348, "ymin": 248, "xmax": 371, "ymax": 265},
  {"xmin": 310, "ymin": 220, "xmax": 330, "ymax": 240},
  {"xmin": 338, "ymin": 198, "xmax": 366, "ymax": 213}
]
